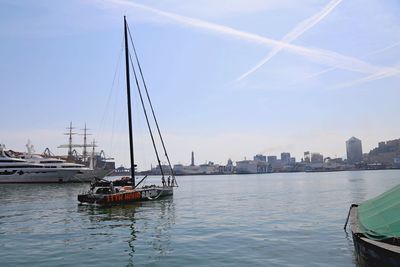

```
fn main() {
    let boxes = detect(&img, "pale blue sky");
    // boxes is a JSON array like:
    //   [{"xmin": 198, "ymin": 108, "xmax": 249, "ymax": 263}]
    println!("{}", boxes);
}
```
[{"xmin": 1, "ymin": 0, "xmax": 400, "ymax": 169}]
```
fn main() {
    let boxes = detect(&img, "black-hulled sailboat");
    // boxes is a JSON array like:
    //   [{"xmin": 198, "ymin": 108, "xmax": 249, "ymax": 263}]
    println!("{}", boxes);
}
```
[{"xmin": 78, "ymin": 17, "xmax": 177, "ymax": 205}]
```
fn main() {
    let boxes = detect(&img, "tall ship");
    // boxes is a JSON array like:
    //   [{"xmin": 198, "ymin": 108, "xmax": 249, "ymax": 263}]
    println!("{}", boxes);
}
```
[{"xmin": 55, "ymin": 122, "xmax": 115, "ymax": 179}]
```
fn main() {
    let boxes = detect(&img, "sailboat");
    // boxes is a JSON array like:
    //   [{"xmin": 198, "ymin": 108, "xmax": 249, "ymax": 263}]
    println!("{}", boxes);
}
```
[{"xmin": 78, "ymin": 17, "xmax": 177, "ymax": 205}]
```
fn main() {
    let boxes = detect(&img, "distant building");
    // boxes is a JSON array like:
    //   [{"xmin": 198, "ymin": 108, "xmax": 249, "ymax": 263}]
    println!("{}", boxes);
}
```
[
  {"xmin": 267, "ymin": 156, "xmax": 277, "ymax": 164},
  {"xmin": 191, "ymin": 151, "xmax": 195, "ymax": 166},
  {"xmin": 236, "ymin": 159, "xmax": 267, "ymax": 174},
  {"xmin": 254, "ymin": 154, "xmax": 267, "ymax": 162},
  {"xmin": 304, "ymin": 151, "xmax": 311, "ymax": 163},
  {"xmin": 311, "ymin": 153, "xmax": 323, "ymax": 163},
  {"xmin": 328, "ymin": 157, "xmax": 344, "ymax": 164},
  {"xmin": 236, "ymin": 160, "xmax": 258, "ymax": 174},
  {"xmin": 394, "ymin": 157, "xmax": 400, "ymax": 168},
  {"xmin": 150, "ymin": 164, "xmax": 172, "ymax": 175},
  {"xmin": 267, "ymin": 155, "xmax": 284, "ymax": 171},
  {"xmin": 367, "ymin": 138, "xmax": 400, "ymax": 166},
  {"xmin": 199, "ymin": 161, "xmax": 220, "ymax": 174},
  {"xmin": 281, "ymin": 152, "xmax": 291, "ymax": 165},
  {"xmin": 173, "ymin": 163, "xmax": 201, "ymax": 175},
  {"xmin": 346, "ymin": 136, "xmax": 363, "ymax": 164},
  {"xmin": 372, "ymin": 139, "xmax": 400, "ymax": 154},
  {"xmin": 224, "ymin": 158, "xmax": 235, "ymax": 173},
  {"xmin": 322, "ymin": 158, "xmax": 345, "ymax": 171}
]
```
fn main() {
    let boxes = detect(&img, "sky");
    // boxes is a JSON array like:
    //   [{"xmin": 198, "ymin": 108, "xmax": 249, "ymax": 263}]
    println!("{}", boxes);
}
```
[{"xmin": 1, "ymin": 0, "xmax": 400, "ymax": 170}]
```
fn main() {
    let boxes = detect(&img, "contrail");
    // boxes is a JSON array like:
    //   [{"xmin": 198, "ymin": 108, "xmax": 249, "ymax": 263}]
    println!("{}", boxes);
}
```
[
  {"xmin": 107, "ymin": 0, "xmax": 387, "ymax": 75},
  {"xmin": 236, "ymin": 0, "xmax": 344, "ymax": 82},
  {"xmin": 297, "ymin": 41, "xmax": 400, "ymax": 86},
  {"xmin": 336, "ymin": 66, "xmax": 400, "ymax": 88}
]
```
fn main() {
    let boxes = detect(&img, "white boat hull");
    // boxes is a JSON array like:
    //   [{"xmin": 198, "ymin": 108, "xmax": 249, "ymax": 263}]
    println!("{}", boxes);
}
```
[{"xmin": 0, "ymin": 168, "xmax": 88, "ymax": 183}]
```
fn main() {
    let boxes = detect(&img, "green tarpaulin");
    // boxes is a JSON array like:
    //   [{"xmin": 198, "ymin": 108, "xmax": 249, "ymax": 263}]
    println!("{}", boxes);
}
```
[{"xmin": 358, "ymin": 184, "xmax": 400, "ymax": 241}]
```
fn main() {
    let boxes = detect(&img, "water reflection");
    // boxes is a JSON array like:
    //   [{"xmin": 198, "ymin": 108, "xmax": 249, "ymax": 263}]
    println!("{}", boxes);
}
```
[
  {"xmin": 77, "ymin": 202, "xmax": 142, "ymax": 223},
  {"xmin": 77, "ymin": 197, "xmax": 175, "ymax": 266},
  {"xmin": 346, "ymin": 171, "xmax": 368, "ymax": 203},
  {"xmin": 343, "ymin": 229, "xmax": 358, "ymax": 266},
  {"xmin": 127, "ymin": 221, "xmax": 136, "ymax": 267}
]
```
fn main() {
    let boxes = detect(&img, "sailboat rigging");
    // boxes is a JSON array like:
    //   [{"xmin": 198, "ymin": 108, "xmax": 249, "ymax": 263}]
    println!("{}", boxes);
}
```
[{"xmin": 78, "ymin": 16, "xmax": 176, "ymax": 205}]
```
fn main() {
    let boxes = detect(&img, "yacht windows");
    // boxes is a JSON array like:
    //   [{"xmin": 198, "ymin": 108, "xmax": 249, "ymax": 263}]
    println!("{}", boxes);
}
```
[{"xmin": 0, "ymin": 165, "xmax": 44, "ymax": 168}]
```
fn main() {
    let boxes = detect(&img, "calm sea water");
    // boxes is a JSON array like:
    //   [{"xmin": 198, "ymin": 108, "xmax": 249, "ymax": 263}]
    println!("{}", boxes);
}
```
[{"xmin": 1, "ymin": 170, "xmax": 400, "ymax": 266}]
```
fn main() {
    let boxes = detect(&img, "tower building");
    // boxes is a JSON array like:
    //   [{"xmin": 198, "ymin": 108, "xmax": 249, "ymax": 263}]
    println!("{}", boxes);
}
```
[
  {"xmin": 281, "ymin": 152, "xmax": 291, "ymax": 165},
  {"xmin": 191, "ymin": 151, "xmax": 195, "ymax": 166},
  {"xmin": 346, "ymin": 136, "xmax": 363, "ymax": 164}
]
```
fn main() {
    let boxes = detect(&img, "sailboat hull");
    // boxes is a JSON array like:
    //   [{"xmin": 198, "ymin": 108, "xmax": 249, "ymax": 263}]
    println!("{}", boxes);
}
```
[{"xmin": 78, "ymin": 186, "xmax": 173, "ymax": 205}]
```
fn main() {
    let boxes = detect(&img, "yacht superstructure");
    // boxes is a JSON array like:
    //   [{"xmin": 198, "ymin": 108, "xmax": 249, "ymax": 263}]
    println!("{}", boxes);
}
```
[
  {"xmin": 21, "ymin": 141, "xmax": 96, "ymax": 182},
  {"xmin": 0, "ymin": 144, "xmax": 93, "ymax": 183}
]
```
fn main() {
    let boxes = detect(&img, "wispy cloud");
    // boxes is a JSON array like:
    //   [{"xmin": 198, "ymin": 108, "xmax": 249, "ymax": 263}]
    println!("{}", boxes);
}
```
[
  {"xmin": 104, "ymin": 0, "xmax": 389, "ymax": 76},
  {"xmin": 236, "ymin": 0, "xmax": 343, "ymax": 82}
]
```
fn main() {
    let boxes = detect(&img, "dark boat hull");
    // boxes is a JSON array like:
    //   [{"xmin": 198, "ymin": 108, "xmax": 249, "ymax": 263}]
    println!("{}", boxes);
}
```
[
  {"xmin": 78, "ymin": 186, "xmax": 173, "ymax": 205},
  {"xmin": 349, "ymin": 205, "xmax": 400, "ymax": 267},
  {"xmin": 352, "ymin": 232, "xmax": 400, "ymax": 267}
]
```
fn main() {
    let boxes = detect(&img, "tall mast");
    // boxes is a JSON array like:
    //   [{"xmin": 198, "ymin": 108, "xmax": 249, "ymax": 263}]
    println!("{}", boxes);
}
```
[
  {"xmin": 58, "ymin": 122, "xmax": 79, "ymax": 160},
  {"xmin": 124, "ymin": 16, "xmax": 135, "ymax": 186},
  {"xmin": 83, "ymin": 124, "xmax": 87, "ymax": 161},
  {"xmin": 68, "ymin": 122, "xmax": 73, "ymax": 156},
  {"xmin": 64, "ymin": 121, "xmax": 77, "ymax": 157},
  {"xmin": 80, "ymin": 123, "xmax": 91, "ymax": 163}
]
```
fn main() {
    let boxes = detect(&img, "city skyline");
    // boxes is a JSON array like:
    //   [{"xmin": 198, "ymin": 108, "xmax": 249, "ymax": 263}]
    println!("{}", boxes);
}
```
[
  {"xmin": 161, "ymin": 136, "xmax": 392, "ymax": 167},
  {"xmin": 1, "ymin": 0, "xmax": 400, "ymax": 168},
  {"xmin": 4, "ymin": 130, "xmax": 397, "ymax": 170}
]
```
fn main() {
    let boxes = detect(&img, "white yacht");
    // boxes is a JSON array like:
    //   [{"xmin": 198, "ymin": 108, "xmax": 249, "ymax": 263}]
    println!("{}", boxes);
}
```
[
  {"xmin": 0, "ymin": 144, "xmax": 84, "ymax": 183},
  {"xmin": 19, "ymin": 142, "xmax": 99, "ymax": 182},
  {"xmin": 21, "ymin": 154, "xmax": 97, "ymax": 182}
]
